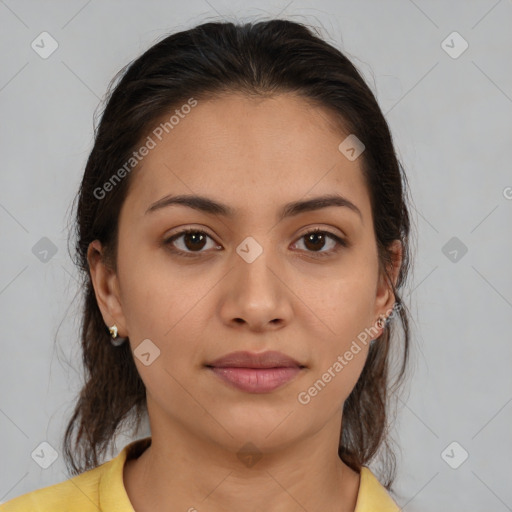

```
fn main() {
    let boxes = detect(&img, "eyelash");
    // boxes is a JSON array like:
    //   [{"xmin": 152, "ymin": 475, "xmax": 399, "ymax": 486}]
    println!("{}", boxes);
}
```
[{"xmin": 163, "ymin": 227, "xmax": 347, "ymax": 259}]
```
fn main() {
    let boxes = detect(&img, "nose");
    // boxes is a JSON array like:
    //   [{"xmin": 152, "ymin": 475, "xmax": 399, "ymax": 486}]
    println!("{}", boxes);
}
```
[{"xmin": 218, "ymin": 244, "xmax": 293, "ymax": 332}]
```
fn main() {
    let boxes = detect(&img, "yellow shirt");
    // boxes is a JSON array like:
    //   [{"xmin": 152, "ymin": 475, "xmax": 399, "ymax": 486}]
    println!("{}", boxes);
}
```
[{"xmin": 0, "ymin": 437, "xmax": 400, "ymax": 511}]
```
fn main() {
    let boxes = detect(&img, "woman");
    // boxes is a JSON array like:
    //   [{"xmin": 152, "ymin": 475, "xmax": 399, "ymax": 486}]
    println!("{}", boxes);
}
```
[{"xmin": 1, "ymin": 18, "xmax": 412, "ymax": 511}]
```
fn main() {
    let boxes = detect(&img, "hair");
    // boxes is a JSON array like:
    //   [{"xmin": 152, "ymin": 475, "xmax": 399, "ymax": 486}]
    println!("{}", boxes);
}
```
[{"xmin": 64, "ymin": 17, "xmax": 414, "ymax": 492}]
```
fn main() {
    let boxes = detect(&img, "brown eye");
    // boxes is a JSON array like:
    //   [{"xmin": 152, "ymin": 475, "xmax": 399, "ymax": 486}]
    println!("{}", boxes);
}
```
[
  {"xmin": 303, "ymin": 231, "xmax": 328, "ymax": 251},
  {"xmin": 164, "ymin": 227, "xmax": 347, "ymax": 259},
  {"xmin": 164, "ymin": 229, "xmax": 219, "ymax": 257},
  {"xmin": 181, "ymin": 231, "xmax": 207, "ymax": 251},
  {"xmin": 293, "ymin": 228, "xmax": 347, "ymax": 257}
]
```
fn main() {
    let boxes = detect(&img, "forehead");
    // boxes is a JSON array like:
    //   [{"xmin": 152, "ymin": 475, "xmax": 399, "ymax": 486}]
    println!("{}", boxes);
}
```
[{"xmin": 123, "ymin": 93, "xmax": 371, "ymax": 224}]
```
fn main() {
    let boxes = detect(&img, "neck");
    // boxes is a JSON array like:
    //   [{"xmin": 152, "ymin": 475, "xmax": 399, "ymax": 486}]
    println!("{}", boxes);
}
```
[{"xmin": 123, "ymin": 416, "xmax": 360, "ymax": 512}]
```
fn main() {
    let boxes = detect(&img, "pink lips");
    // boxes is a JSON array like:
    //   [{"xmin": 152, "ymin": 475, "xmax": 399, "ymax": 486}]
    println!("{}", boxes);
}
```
[{"xmin": 205, "ymin": 350, "xmax": 304, "ymax": 393}]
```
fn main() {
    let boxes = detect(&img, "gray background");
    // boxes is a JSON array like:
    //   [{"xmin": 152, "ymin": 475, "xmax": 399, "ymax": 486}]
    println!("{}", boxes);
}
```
[{"xmin": 1, "ymin": 1, "xmax": 511, "ymax": 510}]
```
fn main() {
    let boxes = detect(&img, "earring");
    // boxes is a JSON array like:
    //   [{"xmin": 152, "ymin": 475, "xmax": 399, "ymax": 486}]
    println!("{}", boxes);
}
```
[
  {"xmin": 377, "ymin": 314, "xmax": 388, "ymax": 329},
  {"xmin": 370, "ymin": 315, "xmax": 388, "ymax": 346},
  {"xmin": 109, "ymin": 324, "xmax": 126, "ymax": 346}
]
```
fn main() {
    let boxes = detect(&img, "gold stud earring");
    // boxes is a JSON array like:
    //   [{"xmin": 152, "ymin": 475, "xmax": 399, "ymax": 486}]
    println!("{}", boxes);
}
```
[
  {"xmin": 108, "ymin": 324, "xmax": 126, "ymax": 346},
  {"xmin": 378, "ymin": 314, "xmax": 388, "ymax": 329},
  {"xmin": 371, "ymin": 315, "xmax": 388, "ymax": 346}
]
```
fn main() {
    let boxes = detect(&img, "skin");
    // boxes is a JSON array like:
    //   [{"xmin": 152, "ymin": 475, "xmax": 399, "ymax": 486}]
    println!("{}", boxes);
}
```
[{"xmin": 88, "ymin": 92, "xmax": 402, "ymax": 512}]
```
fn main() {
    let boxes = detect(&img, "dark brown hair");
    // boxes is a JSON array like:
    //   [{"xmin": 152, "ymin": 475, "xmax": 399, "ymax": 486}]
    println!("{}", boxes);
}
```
[{"xmin": 64, "ymin": 18, "xmax": 413, "ymax": 491}]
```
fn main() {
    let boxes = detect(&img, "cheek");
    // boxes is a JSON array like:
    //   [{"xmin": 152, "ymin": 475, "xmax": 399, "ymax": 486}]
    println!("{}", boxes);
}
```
[
  {"xmin": 117, "ymin": 253, "xmax": 208, "ymax": 370},
  {"xmin": 298, "ymin": 339, "xmax": 370, "ymax": 412},
  {"xmin": 313, "ymin": 272, "xmax": 377, "ymax": 336},
  {"xmin": 115, "ymin": 241, "xmax": 184, "ymax": 335},
  {"xmin": 301, "ymin": 268, "xmax": 376, "ymax": 402},
  {"xmin": 302, "ymin": 238, "xmax": 378, "ymax": 322}
]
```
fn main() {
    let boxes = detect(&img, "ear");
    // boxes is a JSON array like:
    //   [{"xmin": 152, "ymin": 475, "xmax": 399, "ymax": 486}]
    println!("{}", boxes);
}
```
[
  {"xmin": 87, "ymin": 240, "xmax": 128, "ymax": 337},
  {"xmin": 374, "ymin": 239, "xmax": 403, "ymax": 321}
]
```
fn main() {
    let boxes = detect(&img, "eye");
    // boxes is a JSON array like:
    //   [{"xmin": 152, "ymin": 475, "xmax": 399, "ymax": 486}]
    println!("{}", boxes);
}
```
[
  {"xmin": 164, "ymin": 228, "xmax": 220, "ymax": 258},
  {"xmin": 292, "ymin": 227, "xmax": 347, "ymax": 258},
  {"xmin": 164, "ymin": 227, "xmax": 347, "ymax": 259}
]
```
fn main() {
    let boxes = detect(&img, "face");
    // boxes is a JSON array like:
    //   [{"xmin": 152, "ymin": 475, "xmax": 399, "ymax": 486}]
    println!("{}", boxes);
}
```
[{"xmin": 89, "ymin": 92, "xmax": 401, "ymax": 455}]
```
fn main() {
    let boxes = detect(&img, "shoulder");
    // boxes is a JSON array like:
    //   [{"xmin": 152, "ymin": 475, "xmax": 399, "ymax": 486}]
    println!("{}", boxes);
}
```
[
  {"xmin": 0, "ymin": 463, "xmax": 107, "ymax": 511},
  {"xmin": 0, "ymin": 437, "xmax": 151, "ymax": 512},
  {"xmin": 354, "ymin": 466, "xmax": 401, "ymax": 512}
]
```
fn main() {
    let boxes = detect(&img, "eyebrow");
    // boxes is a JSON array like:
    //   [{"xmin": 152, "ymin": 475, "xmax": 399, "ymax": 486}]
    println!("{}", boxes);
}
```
[{"xmin": 145, "ymin": 193, "xmax": 362, "ymax": 222}]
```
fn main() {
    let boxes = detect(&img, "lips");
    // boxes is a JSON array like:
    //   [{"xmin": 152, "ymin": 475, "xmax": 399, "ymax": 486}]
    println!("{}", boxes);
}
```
[
  {"xmin": 205, "ymin": 351, "xmax": 305, "ymax": 393},
  {"xmin": 205, "ymin": 350, "xmax": 304, "ymax": 369}
]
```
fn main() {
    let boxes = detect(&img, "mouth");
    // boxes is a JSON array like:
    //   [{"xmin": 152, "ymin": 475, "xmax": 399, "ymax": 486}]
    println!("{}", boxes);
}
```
[{"xmin": 204, "ymin": 350, "xmax": 306, "ymax": 394}]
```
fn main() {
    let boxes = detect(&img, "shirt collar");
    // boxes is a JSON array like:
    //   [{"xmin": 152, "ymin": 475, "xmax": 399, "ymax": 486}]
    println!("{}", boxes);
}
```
[{"xmin": 98, "ymin": 436, "xmax": 151, "ymax": 511}]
